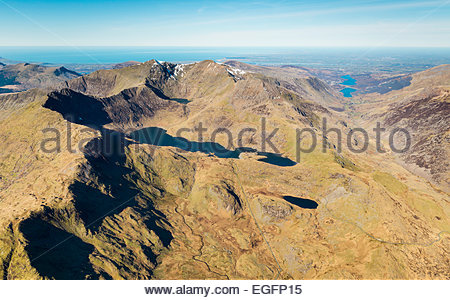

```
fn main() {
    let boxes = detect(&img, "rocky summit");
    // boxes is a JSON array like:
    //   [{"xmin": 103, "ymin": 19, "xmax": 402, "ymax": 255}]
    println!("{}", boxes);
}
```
[{"xmin": 0, "ymin": 60, "xmax": 448, "ymax": 280}]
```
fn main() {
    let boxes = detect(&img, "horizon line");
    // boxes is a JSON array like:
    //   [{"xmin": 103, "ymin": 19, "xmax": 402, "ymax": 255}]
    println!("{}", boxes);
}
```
[{"xmin": 1, "ymin": 45, "xmax": 450, "ymax": 49}]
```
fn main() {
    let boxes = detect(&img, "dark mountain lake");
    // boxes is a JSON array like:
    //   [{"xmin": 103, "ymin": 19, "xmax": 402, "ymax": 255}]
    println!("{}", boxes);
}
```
[
  {"xmin": 282, "ymin": 195, "xmax": 318, "ymax": 209},
  {"xmin": 130, "ymin": 127, "xmax": 297, "ymax": 167},
  {"xmin": 257, "ymin": 152, "xmax": 297, "ymax": 167},
  {"xmin": 169, "ymin": 98, "xmax": 190, "ymax": 104}
]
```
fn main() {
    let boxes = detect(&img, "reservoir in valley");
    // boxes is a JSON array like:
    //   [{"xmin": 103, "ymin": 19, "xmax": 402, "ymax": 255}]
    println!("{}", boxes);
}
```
[{"xmin": 339, "ymin": 75, "xmax": 357, "ymax": 97}]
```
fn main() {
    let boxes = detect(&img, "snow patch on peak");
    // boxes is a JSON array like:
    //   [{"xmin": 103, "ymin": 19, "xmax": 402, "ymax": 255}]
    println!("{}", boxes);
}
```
[
  {"xmin": 174, "ymin": 64, "xmax": 185, "ymax": 78},
  {"xmin": 227, "ymin": 67, "xmax": 246, "ymax": 76}
]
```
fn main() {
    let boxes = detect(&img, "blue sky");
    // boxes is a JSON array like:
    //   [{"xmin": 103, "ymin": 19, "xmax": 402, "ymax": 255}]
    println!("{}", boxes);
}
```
[{"xmin": 1, "ymin": 0, "xmax": 449, "ymax": 47}]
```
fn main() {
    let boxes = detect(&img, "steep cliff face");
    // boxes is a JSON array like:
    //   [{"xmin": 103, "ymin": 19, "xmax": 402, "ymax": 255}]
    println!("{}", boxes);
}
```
[
  {"xmin": 0, "ymin": 60, "xmax": 448, "ymax": 280},
  {"xmin": 383, "ymin": 89, "xmax": 449, "ymax": 187},
  {"xmin": 354, "ymin": 65, "xmax": 450, "ymax": 190},
  {"xmin": 45, "ymin": 85, "xmax": 183, "ymax": 128}
]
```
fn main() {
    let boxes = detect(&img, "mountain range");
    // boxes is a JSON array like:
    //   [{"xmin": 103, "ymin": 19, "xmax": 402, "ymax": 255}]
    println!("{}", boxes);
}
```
[
  {"xmin": 0, "ymin": 59, "xmax": 448, "ymax": 279},
  {"xmin": 0, "ymin": 63, "xmax": 80, "ymax": 94}
]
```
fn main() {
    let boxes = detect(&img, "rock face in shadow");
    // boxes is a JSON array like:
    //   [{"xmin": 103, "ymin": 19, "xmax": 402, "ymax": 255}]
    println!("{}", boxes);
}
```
[
  {"xmin": 44, "ymin": 89, "xmax": 111, "ymax": 127},
  {"xmin": 70, "ymin": 135, "xmax": 138, "ymax": 231},
  {"xmin": 17, "ymin": 121, "xmax": 177, "ymax": 278},
  {"xmin": 101, "ymin": 86, "xmax": 177, "ymax": 125},
  {"xmin": 44, "ymin": 85, "xmax": 181, "ymax": 127},
  {"xmin": 20, "ymin": 216, "xmax": 97, "ymax": 280}
]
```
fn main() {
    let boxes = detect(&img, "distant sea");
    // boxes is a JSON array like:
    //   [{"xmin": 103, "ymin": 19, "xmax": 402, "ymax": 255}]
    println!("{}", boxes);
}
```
[{"xmin": 0, "ymin": 47, "xmax": 449, "ymax": 73}]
